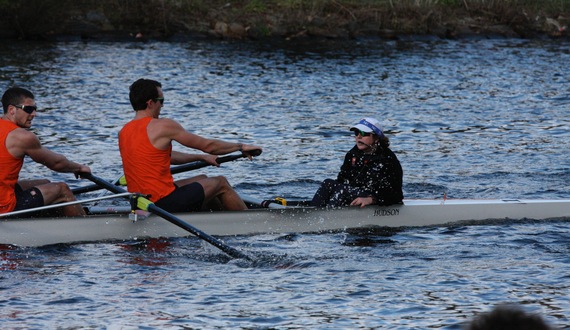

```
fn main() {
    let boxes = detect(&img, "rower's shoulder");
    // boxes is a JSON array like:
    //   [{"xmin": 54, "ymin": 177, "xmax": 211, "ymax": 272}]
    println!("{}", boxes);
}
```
[
  {"xmin": 8, "ymin": 126, "xmax": 38, "ymax": 144},
  {"xmin": 152, "ymin": 117, "xmax": 183, "ymax": 130}
]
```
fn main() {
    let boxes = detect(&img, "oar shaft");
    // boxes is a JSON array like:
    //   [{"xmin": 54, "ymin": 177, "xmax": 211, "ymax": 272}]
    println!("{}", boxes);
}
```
[
  {"xmin": 73, "ymin": 153, "xmax": 248, "ymax": 195},
  {"xmin": 72, "ymin": 180, "xmax": 112, "ymax": 195},
  {"xmin": 170, "ymin": 154, "xmax": 245, "ymax": 175},
  {"xmin": 147, "ymin": 204, "xmax": 250, "ymax": 260},
  {"xmin": 81, "ymin": 173, "xmax": 250, "ymax": 260}
]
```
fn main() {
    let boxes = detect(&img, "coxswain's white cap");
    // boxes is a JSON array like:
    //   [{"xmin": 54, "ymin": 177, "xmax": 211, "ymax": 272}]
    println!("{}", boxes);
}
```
[{"xmin": 350, "ymin": 118, "xmax": 384, "ymax": 137}]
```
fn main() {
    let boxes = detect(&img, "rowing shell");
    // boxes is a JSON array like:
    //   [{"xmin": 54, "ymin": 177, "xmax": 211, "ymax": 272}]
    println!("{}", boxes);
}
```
[{"xmin": 1, "ymin": 199, "xmax": 569, "ymax": 247}]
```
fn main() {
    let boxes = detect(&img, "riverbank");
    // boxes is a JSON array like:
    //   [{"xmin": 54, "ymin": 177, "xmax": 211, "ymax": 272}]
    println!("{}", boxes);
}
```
[{"xmin": 0, "ymin": 1, "xmax": 568, "ymax": 42}]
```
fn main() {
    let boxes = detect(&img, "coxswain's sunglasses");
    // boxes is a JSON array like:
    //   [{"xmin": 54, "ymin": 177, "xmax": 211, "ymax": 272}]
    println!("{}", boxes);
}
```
[
  {"xmin": 353, "ymin": 130, "xmax": 372, "ymax": 137},
  {"xmin": 11, "ymin": 104, "xmax": 37, "ymax": 114},
  {"xmin": 153, "ymin": 97, "xmax": 164, "ymax": 105}
]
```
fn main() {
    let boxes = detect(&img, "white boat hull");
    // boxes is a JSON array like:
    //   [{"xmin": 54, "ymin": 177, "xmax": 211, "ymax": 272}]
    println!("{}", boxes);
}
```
[{"xmin": 1, "ymin": 199, "xmax": 569, "ymax": 247}]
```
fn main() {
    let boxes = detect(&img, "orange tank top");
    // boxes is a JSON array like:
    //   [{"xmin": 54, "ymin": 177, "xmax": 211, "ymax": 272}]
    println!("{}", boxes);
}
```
[
  {"xmin": 0, "ymin": 120, "xmax": 24, "ymax": 213},
  {"xmin": 118, "ymin": 117, "xmax": 175, "ymax": 202}
]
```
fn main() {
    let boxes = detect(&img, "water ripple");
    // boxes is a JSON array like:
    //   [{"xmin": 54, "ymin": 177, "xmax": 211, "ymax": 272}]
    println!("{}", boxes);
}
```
[{"xmin": 1, "ymin": 38, "xmax": 570, "ymax": 329}]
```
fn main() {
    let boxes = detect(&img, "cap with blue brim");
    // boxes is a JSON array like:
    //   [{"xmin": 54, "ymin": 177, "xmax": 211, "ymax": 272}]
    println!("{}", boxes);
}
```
[{"xmin": 350, "ymin": 118, "xmax": 384, "ymax": 137}]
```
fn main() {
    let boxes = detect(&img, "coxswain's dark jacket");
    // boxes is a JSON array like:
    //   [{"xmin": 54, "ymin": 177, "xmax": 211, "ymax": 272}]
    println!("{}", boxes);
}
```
[{"xmin": 336, "ymin": 145, "xmax": 404, "ymax": 205}]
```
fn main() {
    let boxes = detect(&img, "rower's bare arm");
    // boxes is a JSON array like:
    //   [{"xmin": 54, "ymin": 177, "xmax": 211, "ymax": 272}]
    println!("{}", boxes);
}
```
[
  {"xmin": 171, "ymin": 151, "xmax": 219, "ymax": 166},
  {"xmin": 163, "ymin": 118, "xmax": 262, "ymax": 156},
  {"xmin": 23, "ymin": 133, "xmax": 89, "ymax": 174}
]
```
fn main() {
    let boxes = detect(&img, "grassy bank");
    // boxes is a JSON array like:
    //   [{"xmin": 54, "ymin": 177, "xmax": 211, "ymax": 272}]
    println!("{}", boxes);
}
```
[{"xmin": 0, "ymin": 0, "xmax": 568, "ymax": 40}]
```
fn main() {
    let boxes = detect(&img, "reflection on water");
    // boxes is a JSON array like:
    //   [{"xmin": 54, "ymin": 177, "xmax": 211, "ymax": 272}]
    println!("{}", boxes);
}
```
[{"xmin": 0, "ymin": 38, "xmax": 569, "ymax": 328}]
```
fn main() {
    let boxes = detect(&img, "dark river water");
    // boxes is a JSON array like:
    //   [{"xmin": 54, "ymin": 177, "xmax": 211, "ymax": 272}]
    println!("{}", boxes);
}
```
[{"xmin": 1, "ymin": 37, "xmax": 569, "ymax": 329}]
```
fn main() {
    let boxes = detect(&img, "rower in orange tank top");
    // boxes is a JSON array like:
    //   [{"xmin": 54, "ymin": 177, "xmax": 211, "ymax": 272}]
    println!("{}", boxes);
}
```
[{"xmin": 118, "ymin": 117, "xmax": 175, "ymax": 202}]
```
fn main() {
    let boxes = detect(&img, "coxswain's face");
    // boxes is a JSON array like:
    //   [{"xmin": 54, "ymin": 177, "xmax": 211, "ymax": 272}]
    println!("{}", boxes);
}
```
[{"xmin": 354, "ymin": 130, "xmax": 376, "ymax": 152}]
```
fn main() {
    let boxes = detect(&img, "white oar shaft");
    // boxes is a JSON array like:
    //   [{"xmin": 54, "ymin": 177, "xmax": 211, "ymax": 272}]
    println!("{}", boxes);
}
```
[{"xmin": 0, "ymin": 192, "xmax": 133, "ymax": 218}]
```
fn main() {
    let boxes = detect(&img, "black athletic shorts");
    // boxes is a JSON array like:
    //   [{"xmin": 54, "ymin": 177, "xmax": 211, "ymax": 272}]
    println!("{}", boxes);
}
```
[
  {"xmin": 14, "ymin": 184, "xmax": 44, "ymax": 211},
  {"xmin": 155, "ymin": 182, "xmax": 205, "ymax": 213}
]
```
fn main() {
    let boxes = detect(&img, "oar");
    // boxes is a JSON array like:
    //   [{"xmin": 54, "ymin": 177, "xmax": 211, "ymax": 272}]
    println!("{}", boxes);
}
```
[
  {"xmin": 81, "ymin": 172, "xmax": 252, "ymax": 260},
  {"xmin": 72, "ymin": 153, "xmax": 251, "ymax": 195},
  {"xmin": 171, "ymin": 153, "xmax": 252, "ymax": 175}
]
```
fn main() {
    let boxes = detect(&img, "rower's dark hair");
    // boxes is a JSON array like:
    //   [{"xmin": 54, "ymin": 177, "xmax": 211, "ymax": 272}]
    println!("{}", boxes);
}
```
[
  {"xmin": 2, "ymin": 87, "xmax": 34, "ymax": 114},
  {"xmin": 129, "ymin": 78, "xmax": 162, "ymax": 111}
]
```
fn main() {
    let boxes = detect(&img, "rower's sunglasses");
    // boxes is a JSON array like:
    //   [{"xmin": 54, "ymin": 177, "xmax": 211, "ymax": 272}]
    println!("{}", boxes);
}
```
[
  {"xmin": 354, "ymin": 130, "xmax": 372, "ymax": 137},
  {"xmin": 12, "ymin": 104, "xmax": 37, "ymax": 114},
  {"xmin": 153, "ymin": 97, "xmax": 164, "ymax": 105}
]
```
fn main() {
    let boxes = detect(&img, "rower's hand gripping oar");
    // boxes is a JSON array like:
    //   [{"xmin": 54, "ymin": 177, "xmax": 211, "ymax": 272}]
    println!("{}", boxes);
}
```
[
  {"xmin": 81, "ymin": 172, "xmax": 252, "ymax": 261},
  {"xmin": 72, "ymin": 152, "xmax": 258, "ymax": 195}
]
